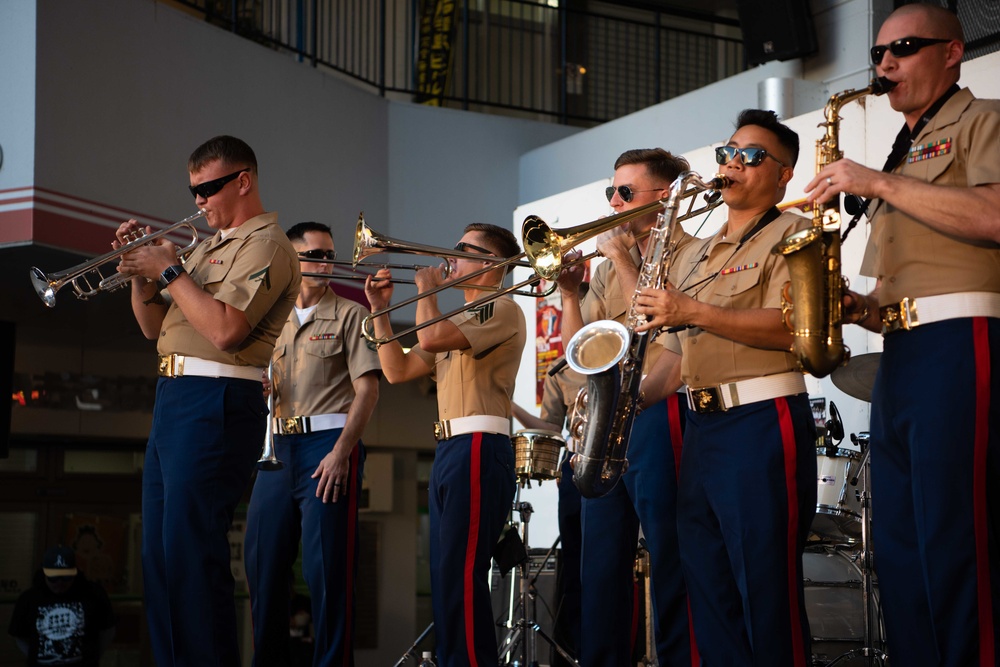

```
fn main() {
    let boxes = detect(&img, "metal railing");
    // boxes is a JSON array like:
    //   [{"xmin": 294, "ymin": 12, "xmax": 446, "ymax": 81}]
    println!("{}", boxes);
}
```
[{"xmin": 183, "ymin": 0, "xmax": 746, "ymax": 126}]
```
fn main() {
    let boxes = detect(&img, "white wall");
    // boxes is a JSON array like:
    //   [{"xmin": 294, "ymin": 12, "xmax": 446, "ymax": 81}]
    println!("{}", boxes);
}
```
[{"xmin": 0, "ymin": 0, "xmax": 36, "ymax": 188}]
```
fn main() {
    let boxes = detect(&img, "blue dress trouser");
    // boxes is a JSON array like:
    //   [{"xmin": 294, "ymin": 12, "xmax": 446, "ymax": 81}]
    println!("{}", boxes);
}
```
[
  {"xmin": 245, "ymin": 429, "xmax": 365, "ymax": 667},
  {"xmin": 430, "ymin": 431, "xmax": 516, "ymax": 667},
  {"xmin": 553, "ymin": 457, "xmax": 582, "ymax": 663},
  {"xmin": 580, "ymin": 395, "xmax": 694, "ymax": 667},
  {"xmin": 677, "ymin": 394, "xmax": 816, "ymax": 667},
  {"xmin": 871, "ymin": 318, "xmax": 1000, "ymax": 667},
  {"xmin": 143, "ymin": 376, "xmax": 265, "ymax": 667}
]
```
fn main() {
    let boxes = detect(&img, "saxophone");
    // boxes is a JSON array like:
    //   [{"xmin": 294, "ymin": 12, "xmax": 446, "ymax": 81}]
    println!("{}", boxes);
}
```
[
  {"xmin": 772, "ymin": 76, "xmax": 896, "ymax": 378},
  {"xmin": 567, "ymin": 171, "xmax": 729, "ymax": 498}
]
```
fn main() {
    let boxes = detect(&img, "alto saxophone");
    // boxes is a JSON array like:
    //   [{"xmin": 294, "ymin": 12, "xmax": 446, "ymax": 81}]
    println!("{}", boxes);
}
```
[
  {"xmin": 567, "ymin": 171, "xmax": 729, "ymax": 498},
  {"xmin": 773, "ymin": 76, "xmax": 896, "ymax": 378}
]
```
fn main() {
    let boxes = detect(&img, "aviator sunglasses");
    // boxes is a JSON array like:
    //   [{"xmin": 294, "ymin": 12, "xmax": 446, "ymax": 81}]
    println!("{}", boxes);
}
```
[
  {"xmin": 188, "ymin": 169, "xmax": 248, "ymax": 199},
  {"xmin": 715, "ymin": 145, "xmax": 786, "ymax": 168},
  {"xmin": 605, "ymin": 185, "xmax": 661, "ymax": 203},
  {"xmin": 870, "ymin": 36, "xmax": 950, "ymax": 65},
  {"xmin": 298, "ymin": 249, "xmax": 337, "ymax": 261}
]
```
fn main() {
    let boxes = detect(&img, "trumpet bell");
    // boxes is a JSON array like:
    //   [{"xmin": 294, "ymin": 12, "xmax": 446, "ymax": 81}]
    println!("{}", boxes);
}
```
[{"xmin": 29, "ymin": 267, "xmax": 60, "ymax": 308}]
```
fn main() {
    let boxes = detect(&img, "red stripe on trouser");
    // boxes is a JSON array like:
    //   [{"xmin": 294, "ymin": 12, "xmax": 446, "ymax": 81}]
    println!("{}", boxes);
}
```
[
  {"xmin": 464, "ymin": 434, "xmax": 483, "ymax": 666},
  {"xmin": 776, "ymin": 397, "xmax": 806, "ymax": 667},
  {"xmin": 343, "ymin": 445, "xmax": 359, "ymax": 667},
  {"xmin": 973, "ymin": 318, "xmax": 995, "ymax": 666},
  {"xmin": 667, "ymin": 394, "xmax": 683, "ymax": 483},
  {"xmin": 665, "ymin": 394, "xmax": 700, "ymax": 667}
]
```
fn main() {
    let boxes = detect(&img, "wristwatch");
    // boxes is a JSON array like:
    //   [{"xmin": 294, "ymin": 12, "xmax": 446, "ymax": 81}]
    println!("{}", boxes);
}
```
[{"xmin": 158, "ymin": 264, "xmax": 186, "ymax": 289}]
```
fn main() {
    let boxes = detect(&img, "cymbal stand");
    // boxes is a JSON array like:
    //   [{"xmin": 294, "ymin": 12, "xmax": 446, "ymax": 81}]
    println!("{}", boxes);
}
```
[
  {"xmin": 497, "ymin": 500, "xmax": 579, "ymax": 667},
  {"xmin": 828, "ymin": 434, "xmax": 887, "ymax": 667}
]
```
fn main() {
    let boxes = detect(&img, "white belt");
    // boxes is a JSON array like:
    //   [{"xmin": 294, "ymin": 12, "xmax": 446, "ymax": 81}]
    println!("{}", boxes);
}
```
[
  {"xmin": 273, "ymin": 413, "xmax": 349, "ymax": 435},
  {"xmin": 881, "ymin": 291, "xmax": 1000, "ymax": 334},
  {"xmin": 158, "ymin": 354, "xmax": 263, "ymax": 382},
  {"xmin": 687, "ymin": 371, "xmax": 806, "ymax": 414},
  {"xmin": 433, "ymin": 415, "xmax": 511, "ymax": 440}
]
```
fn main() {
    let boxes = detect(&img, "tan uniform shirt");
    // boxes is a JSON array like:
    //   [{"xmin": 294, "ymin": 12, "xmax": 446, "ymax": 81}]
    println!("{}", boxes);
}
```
[
  {"xmin": 539, "ymin": 359, "xmax": 586, "ymax": 429},
  {"xmin": 411, "ymin": 295, "xmax": 526, "ymax": 421},
  {"xmin": 157, "ymin": 212, "xmax": 301, "ymax": 367},
  {"xmin": 861, "ymin": 88, "xmax": 1000, "ymax": 305},
  {"xmin": 664, "ymin": 209, "xmax": 811, "ymax": 386},
  {"xmin": 272, "ymin": 287, "xmax": 382, "ymax": 417}
]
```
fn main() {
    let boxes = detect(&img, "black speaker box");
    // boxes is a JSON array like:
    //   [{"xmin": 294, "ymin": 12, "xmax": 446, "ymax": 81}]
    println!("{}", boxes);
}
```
[
  {"xmin": 737, "ymin": 0, "xmax": 819, "ymax": 66},
  {"xmin": 492, "ymin": 548, "xmax": 560, "ymax": 664}
]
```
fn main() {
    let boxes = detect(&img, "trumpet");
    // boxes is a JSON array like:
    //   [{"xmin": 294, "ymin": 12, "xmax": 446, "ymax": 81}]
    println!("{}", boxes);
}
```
[
  {"xmin": 257, "ymin": 362, "xmax": 284, "ymax": 471},
  {"xmin": 29, "ymin": 210, "xmax": 206, "ymax": 307}
]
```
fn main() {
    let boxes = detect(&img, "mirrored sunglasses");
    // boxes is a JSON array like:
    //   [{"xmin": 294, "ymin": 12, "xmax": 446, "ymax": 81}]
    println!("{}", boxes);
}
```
[
  {"xmin": 298, "ymin": 249, "xmax": 337, "ymax": 261},
  {"xmin": 715, "ymin": 145, "xmax": 786, "ymax": 168},
  {"xmin": 188, "ymin": 169, "xmax": 248, "ymax": 199},
  {"xmin": 870, "ymin": 36, "xmax": 950, "ymax": 66},
  {"xmin": 604, "ymin": 185, "xmax": 660, "ymax": 203}
]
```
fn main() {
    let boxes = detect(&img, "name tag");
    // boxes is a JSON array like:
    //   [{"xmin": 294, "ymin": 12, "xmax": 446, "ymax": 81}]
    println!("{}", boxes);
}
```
[{"xmin": 908, "ymin": 137, "xmax": 952, "ymax": 163}]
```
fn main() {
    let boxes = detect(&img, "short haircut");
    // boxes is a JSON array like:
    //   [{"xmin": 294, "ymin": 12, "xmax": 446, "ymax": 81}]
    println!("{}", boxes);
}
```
[
  {"xmin": 734, "ymin": 109, "xmax": 800, "ymax": 168},
  {"xmin": 893, "ymin": 3, "xmax": 964, "ymax": 42},
  {"xmin": 613, "ymin": 148, "xmax": 690, "ymax": 186},
  {"xmin": 465, "ymin": 222, "xmax": 521, "ymax": 259},
  {"xmin": 286, "ymin": 221, "xmax": 332, "ymax": 243},
  {"xmin": 188, "ymin": 135, "xmax": 258, "ymax": 174}
]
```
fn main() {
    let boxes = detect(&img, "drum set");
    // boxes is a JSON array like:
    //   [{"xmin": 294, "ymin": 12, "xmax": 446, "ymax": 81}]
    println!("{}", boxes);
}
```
[{"xmin": 808, "ymin": 353, "xmax": 886, "ymax": 667}]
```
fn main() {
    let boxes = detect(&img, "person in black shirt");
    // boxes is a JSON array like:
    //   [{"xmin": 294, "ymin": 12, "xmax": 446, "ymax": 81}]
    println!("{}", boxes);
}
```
[{"xmin": 8, "ymin": 545, "xmax": 116, "ymax": 667}]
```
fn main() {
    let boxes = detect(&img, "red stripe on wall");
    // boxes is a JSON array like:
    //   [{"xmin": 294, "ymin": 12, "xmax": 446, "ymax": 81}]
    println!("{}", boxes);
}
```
[
  {"xmin": 972, "ymin": 318, "xmax": 995, "ymax": 666},
  {"xmin": 776, "ymin": 397, "xmax": 807, "ymax": 667},
  {"xmin": 464, "ymin": 435, "xmax": 483, "ymax": 666}
]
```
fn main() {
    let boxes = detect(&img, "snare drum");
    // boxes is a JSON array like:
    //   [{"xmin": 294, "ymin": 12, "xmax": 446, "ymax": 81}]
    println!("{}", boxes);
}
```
[
  {"xmin": 512, "ymin": 429, "xmax": 564, "ymax": 482},
  {"xmin": 813, "ymin": 447, "xmax": 863, "ymax": 542}
]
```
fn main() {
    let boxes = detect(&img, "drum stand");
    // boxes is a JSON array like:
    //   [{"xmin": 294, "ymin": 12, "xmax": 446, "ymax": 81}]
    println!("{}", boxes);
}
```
[
  {"xmin": 497, "ymin": 499, "xmax": 579, "ymax": 667},
  {"xmin": 827, "ymin": 436, "xmax": 887, "ymax": 667}
]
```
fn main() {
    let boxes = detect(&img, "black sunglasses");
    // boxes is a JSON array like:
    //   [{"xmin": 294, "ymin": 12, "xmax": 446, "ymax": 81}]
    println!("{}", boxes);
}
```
[
  {"xmin": 188, "ymin": 169, "xmax": 248, "ymax": 199},
  {"xmin": 454, "ymin": 241, "xmax": 495, "ymax": 257},
  {"xmin": 715, "ymin": 145, "xmax": 786, "ymax": 168},
  {"xmin": 298, "ymin": 249, "xmax": 337, "ymax": 261},
  {"xmin": 605, "ymin": 185, "xmax": 661, "ymax": 203},
  {"xmin": 870, "ymin": 36, "xmax": 950, "ymax": 65}
]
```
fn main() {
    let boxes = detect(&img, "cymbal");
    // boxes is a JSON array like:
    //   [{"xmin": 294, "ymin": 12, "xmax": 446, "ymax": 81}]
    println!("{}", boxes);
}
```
[{"xmin": 831, "ymin": 352, "xmax": 882, "ymax": 402}]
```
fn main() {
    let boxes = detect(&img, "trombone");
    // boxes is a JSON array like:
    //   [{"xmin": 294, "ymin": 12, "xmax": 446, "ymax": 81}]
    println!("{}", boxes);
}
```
[
  {"xmin": 360, "ymin": 178, "xmax": 726, "ymax": 346},
  {"xmin": 29, "ymin": 209, "xmax": 206, "ymax": 307}
]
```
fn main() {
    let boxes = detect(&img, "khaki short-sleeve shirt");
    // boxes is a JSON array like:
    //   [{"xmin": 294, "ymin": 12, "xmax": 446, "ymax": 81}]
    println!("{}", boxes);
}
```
[
  {"xmin": 663, "ymin": 209, "xmax": 810, "ymax": 386},
  {"xmin": 272, "ymin": 287, "xmax": 381, "ymax": 417},
  {"xmin": 157, "ymin": 213, "xmax": 301, "ymax": 367},
  {"xmin": 861, "ymin": 89, "xmax": 1000, "ymax": 304},
  {"xmin": 411, "ymin": 295, "xmax": 526, "ymax": 421},
  {"xmin": 539, "ymin": 359, "xmax": 586, "ymax": 429}
]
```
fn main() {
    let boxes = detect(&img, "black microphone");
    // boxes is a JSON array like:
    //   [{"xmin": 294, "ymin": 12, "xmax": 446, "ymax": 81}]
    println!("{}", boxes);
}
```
[{"xmin": 824, "ymin": 401, "xmax": 845, "ymax": 450}]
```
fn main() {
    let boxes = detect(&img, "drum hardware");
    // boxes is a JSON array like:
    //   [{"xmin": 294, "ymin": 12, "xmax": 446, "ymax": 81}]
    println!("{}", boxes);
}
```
[
  {"xmin": 497, "ymin": 497, "xmax": 579, "ymax": 666},
  {"xmin": 814, "ymin": 432, "xmax": 886, "ymax": 667},
  {"xmin": 814, "ymin": 402, "xmax": 862, "ymax": 543},
  {"xmin": 512, "ymin": 429, "xmax": 564, "ymax": 487},
  {"xmin": 635, "ymin": 539, "xmax": 656, "ymax": 667},
  {"xmin": 391, "ymin": 622, "xmax": 435, "ymax": 667},
  {"xmin": 830, "ymin": 353, "xmax": 882, "ymax": 403}
]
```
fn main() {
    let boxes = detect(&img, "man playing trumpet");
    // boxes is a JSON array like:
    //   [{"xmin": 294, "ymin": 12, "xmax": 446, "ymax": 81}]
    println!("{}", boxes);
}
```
[{"xmin": 114, "ymin": 135, "xmax": 300, "ymax": 666}]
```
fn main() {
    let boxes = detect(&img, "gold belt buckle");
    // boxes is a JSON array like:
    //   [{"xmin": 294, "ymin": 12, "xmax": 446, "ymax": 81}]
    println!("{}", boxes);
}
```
[
  {"xmin": 433, "ymin": 421, "xmax": 450, "ymax": 440},
  {"xmin": 158, "ymin": 354, "xmax": 181, "ymax": 378},
  {"xmin": 690, "ymin": 386, "xmax": 726, "ymax": 414},
  {"xmin": 881, "ymin": 297, "xmax": 918, "ymax": 334},
  {"xmin": 281, "ymin": 416, "xmax": 305, "ymax": 435}
]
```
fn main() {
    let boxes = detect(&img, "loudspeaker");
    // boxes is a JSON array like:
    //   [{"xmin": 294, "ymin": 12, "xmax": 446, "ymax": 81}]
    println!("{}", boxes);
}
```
[
  {"xmin": 492, "ymin": 548, "xmax": 560, "ymax": 664},
  {"xmin": 0, "ymin": 321, "xmax": 13, "ymax": 458},
  {"xmin": 737, "ymin": 0, "xmax": 818, "ymax": 66}
]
